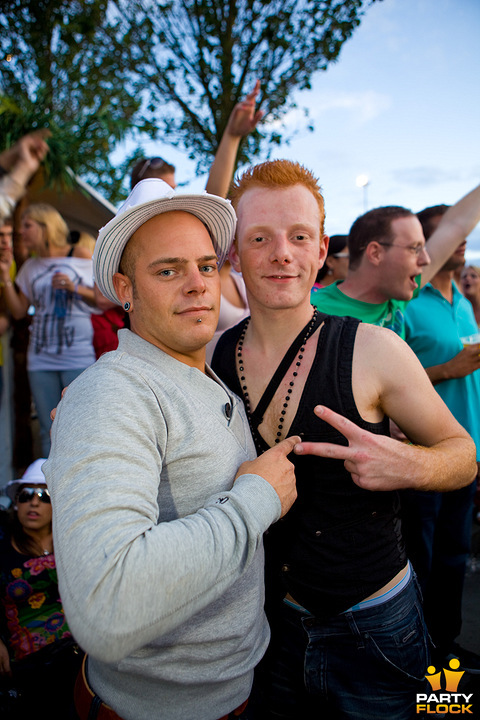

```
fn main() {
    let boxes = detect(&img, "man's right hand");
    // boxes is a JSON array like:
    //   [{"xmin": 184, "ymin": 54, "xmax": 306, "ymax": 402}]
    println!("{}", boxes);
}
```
[{"xmin": 235, "ymin": 436, "xmax": 300, "ymax": 517}]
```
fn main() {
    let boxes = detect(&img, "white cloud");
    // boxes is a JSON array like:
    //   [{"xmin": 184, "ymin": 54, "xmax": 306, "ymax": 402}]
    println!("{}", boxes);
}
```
[
  {"xmin": 266, "ymin": 90, "xmax": 392, "ymax": 131},
  {"xmin": 312, "ymin": 90, "xmax": 392, "ymax": 123}
]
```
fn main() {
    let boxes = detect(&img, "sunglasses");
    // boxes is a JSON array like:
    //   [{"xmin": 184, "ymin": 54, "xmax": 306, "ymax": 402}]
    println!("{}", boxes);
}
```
[
  {"xmin": 137, "ymin": 157, "xmax": 168, "ymax": 180},
  {"xmin": 17, "ymin": 487, "xmax": 51, "ymax": 504}
]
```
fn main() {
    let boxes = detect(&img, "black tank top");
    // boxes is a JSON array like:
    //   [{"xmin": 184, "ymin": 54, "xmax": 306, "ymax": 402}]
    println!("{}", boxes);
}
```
[{"xmin": 212, "ymin": 312, "xmax": 406, "ymax": 619}]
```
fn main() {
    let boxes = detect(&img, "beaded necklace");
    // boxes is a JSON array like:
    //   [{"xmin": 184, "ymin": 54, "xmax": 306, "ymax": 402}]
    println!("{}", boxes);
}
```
[{"xmin": 237, "ymin": 307, "xmax": 320, "ymax": 449}]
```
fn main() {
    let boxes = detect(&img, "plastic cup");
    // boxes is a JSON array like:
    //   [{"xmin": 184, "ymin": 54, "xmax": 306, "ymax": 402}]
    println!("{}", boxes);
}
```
[{"xmin": 460, "ymin": 333, "xmax": 480, "ymax": 347}]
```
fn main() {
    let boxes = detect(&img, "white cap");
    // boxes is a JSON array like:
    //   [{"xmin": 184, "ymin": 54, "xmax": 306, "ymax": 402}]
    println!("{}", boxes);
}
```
[{"xmin": 6, "ymin": 458, "xmax": 48, "ymax": 501}]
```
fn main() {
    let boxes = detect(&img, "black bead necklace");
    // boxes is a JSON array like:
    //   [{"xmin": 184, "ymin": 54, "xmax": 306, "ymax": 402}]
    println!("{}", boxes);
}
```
[{"xmin": 237, "ymin": 307, "xmax": 319, "ymax": 446}]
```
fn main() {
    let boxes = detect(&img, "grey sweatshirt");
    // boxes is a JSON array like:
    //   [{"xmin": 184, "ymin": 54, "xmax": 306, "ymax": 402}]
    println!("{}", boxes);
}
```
[{"xmin": 44, "ymin": 329, "xmax": 281, "ymax": 720}]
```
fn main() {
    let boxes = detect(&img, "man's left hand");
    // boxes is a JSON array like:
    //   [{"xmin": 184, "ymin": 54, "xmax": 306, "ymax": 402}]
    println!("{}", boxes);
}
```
[{"xmin": 294, "ymin": 405, "xmax": 415, "ymax": 491}]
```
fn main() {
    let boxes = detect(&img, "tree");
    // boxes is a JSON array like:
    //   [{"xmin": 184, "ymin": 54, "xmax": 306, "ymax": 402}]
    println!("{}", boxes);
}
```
[
  {"xmin": 0, "ymin": 0, "xmax": 147, "ymax": 203},
  {"xmin": 114, "ymin": 0, "xmax": 381, "ymax": 174},
  {"xmin": 0, "ymin": 0, "xmax": 381, "ymax": 202}
]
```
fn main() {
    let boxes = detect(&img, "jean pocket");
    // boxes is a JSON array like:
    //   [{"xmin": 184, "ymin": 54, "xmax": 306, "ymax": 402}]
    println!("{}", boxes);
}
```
[{"xmin": 363, "ymin": 603, "xmax": 430, "ymax": 684}]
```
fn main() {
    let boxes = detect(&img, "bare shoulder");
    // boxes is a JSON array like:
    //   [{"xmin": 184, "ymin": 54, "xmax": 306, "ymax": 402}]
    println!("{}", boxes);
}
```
[
  {"xmin": 355, "ymin": 322, "xmax": 409, "ymax": 359},
  {"xmin": 352, "ymin": 322, "xmax": 427, "ymax": 406}
]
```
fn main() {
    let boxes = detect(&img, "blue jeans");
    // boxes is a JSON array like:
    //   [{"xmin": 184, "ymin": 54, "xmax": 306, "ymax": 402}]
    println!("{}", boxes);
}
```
[
  {"xmin": 28, "ymin": 369, "xmax": 86, "ymax": 457},
  {"xmin": 250, "ymin": 574, "xmax": 431, "ymax": 720}
]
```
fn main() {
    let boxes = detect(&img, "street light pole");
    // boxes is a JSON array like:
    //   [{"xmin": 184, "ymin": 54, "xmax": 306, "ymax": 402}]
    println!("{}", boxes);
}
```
[{"xmin": 356, "ymin": 174, "xmax": 370, "ymax": 212}]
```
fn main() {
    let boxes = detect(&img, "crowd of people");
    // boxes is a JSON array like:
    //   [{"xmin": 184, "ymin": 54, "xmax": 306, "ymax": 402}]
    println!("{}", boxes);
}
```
[{"xmin": 0, "ymin": 82, "xmax": 480, "ymax": 720}]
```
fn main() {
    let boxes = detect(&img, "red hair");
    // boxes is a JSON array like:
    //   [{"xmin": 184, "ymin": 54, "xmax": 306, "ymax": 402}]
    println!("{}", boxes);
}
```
[{"xmin": 231, "ymin": 160, "xmax": 325, "ymax": 236}]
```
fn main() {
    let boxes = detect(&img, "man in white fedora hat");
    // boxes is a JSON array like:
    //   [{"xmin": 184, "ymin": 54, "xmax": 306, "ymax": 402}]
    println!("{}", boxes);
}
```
[{"xmin": 43, "ymin": 178, "xmax": 300, "ymax": 720}]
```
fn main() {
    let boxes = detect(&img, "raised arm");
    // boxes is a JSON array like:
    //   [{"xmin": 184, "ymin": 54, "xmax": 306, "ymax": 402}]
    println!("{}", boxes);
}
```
[
  {"xmin": 422, "ymin": 181, "xmax": 480, "ymax": 287},
  {"xmin": 0, "ymin": 130, "xmax": 50, "ymax": 222},
  {"xmin": 205, "ymin": 80, "xmax": 264, "ymax": 198}
]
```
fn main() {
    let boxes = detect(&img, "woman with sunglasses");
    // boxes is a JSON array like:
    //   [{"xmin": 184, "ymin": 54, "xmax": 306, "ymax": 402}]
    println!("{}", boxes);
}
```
[{"xmin": 0, "ymin": 459, "xmax": 83, "ymax": 719}]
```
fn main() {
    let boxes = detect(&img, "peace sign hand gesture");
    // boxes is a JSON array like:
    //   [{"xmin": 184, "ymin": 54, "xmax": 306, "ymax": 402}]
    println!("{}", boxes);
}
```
[{"xmin": 294, "ymin": 405, "xmax": 417, "ymax": 492}]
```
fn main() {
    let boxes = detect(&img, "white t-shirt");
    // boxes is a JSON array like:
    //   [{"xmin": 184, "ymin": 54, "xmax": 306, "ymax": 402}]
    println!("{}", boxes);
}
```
[{"xmin": 16, "ymin": 256, "xmax": 98, "ymax": 371}]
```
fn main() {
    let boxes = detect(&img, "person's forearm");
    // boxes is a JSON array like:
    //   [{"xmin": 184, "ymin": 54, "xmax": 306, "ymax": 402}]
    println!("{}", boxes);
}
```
[
  {"xmin": 405, "ymin": 437, "xmax": 476, "ymax": 491},
  {"xmin": 74, "ymin": 283, "xmax": 96, "ymax": 306},
  {"xmin": 94, "ymin": 283, "xmax": 119, "ymax": 311},
  {"xmin": 0, "ymin": 314, "xmax": 9, "ymax": 336},
  {"xmin": 205, "ymin": 132, "xmax": 241, "ymax": 198},
  {"xmin": 424, "ymin": 348, "xmax": 480, "ymax": 384},
  {"xmin": 0, "ymin": 176, "xmax": 25, "ymax": 218},
  {"xmin": 1, "ymin": 279, "xmax": 28, "ymax": 319},
  {"xmin": 45, "ymin": 368, "xmax": 280, "ymax": 663},
  {"xmin": 8, "ymin": 160, "xmax": 37, "ymax": 191},
  {"xmin": 423, "ymin": 182, "xmax": 480, "ymax": 285},
  {"xmin": 440, "ymin": 181, "xmax": 480, "ymax": 238},
  {"xmin": 50, "ymin": 467, "xmax": 277, "ymax": 664},
  {"xmin": 425, "ymin": 363, "xmax": 451, "ymax": 384}
]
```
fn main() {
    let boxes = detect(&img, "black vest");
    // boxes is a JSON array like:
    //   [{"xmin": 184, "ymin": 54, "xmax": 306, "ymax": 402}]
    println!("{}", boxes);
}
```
[{"xmin": 212, "ymin": 313, "xmax": 406, "ymax": 619}]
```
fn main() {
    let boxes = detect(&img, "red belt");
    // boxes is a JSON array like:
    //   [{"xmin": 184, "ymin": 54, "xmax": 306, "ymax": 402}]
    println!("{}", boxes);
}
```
[{"xmin": 75, "ymin": 654, "xmax": 248, "ymax": 720}]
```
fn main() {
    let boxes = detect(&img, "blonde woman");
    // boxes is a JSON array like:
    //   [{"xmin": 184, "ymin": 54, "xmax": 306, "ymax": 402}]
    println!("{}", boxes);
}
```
[{"xmin": 0, "ymin": 204, "xmax": 98, "ymax": 455}]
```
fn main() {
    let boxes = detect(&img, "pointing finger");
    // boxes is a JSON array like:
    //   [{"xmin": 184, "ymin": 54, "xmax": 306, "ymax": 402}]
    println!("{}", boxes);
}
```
[
  {"xmin": 278, "ymin": 435, "xmax": 302, "ymax": 454},
  {"xmin": 313, "ymin": 405, "xmax": 364, "ymax": 439},
  {"xmin": 294, "ymin": 441, "xmax": 351, "ymax": 459}
]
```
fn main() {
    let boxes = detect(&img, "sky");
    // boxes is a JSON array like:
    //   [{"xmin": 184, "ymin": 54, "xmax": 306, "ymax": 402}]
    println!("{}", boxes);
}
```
[{"xmin": 120, "ymin": 0, "xmax": 480, "ymax": 260}]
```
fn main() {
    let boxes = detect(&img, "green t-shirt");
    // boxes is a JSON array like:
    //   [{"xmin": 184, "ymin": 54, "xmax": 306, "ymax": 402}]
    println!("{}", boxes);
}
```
[{"xmin": 311, "ymin": 278, "xmax": 421, "ymax": 339}]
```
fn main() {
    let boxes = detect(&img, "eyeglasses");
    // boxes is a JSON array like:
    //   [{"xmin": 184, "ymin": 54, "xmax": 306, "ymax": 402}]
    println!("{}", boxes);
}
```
[
  {"xmin": 332, "ymin": 252, "xmax": 349, "ymax": 259},
  {"xmin": 137, "ymin": 158, "xmax": 168, "ymax": 180},
  {"xmin": 17, "ymin": 487, "xmax": 51, "ymax": 504},
  {"xmin": 377, "ymin": 242, "xmax": 426, "ymax": 257}
]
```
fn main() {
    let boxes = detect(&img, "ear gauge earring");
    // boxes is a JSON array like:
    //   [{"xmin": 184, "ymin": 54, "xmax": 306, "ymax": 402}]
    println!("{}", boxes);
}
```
[{"xmin": 123, "ymin": 301, "xmax": 131, "ymax": 312}]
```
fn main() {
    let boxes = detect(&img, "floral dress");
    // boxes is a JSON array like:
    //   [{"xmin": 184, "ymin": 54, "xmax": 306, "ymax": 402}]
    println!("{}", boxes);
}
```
[{"xmin": 0, "ymin": 534, "xmax": 72, "ymax": 661}]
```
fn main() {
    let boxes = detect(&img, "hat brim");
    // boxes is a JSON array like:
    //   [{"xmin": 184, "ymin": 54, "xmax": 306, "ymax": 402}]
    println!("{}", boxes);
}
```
[
  {"xmin": 6, "ymin": 478, "xmax": 47, "ymax": 502},
  {"xmin": 94, "ymin": 188, "xmax": 237, "ymax": 305}
]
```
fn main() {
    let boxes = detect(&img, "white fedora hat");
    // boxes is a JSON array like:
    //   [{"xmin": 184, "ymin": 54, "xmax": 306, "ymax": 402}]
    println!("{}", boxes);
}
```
[
  {"xmin": 94, "ymin": 178, "xmax": 237, "ymax": 304},
  {"xmin": 6, "ymin": 458, "xmax": 48, "ymax": 501}
]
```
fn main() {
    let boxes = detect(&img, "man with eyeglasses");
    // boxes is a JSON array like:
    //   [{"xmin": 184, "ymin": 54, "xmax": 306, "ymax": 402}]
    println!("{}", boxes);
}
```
[
  {"xmin": 401, "ymin": 203, "xmax": 480, "ymax": 674},
  {"xmin": 312, "ymin": 184, "xmax": 480, "ymax": 339}
]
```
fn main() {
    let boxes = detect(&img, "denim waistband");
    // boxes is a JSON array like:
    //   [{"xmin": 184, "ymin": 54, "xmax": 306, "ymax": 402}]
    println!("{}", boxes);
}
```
[
  {"xmin": 345, "ymin": 562, "xmax": 411, "ymax": 613},
  {"xmin": 283, "ymin": 562, "xmax": 413, "ymax": 618}
]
